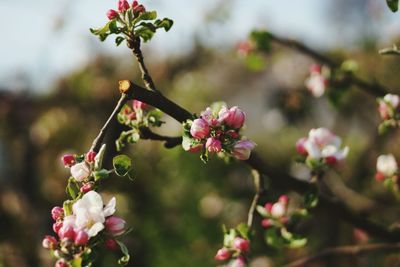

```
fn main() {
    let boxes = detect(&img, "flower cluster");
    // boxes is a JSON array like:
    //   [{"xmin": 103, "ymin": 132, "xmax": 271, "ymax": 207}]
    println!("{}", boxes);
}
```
[
  {"xmin": 305, "ymin": 64, "xmax": 329, "ymax": 98},
  {"xmin": 377, "ymin": 94, "xmax": 400, "ymax": 133},
  {"xmin": 43, "ymin": 146, "xmax": 133, "ymax": 266},
  {"xmin": 257, "ymin": 195, "xmax": 307, "ymax": 248},
  {"xmin": 296, "ymin": 127, "xmax": 349, "ymax": 172},
  {"xmin": 375, "ymin": 154, "xmax": 399, "ymax": 190},
  {"xmin": 91, "ymin": 0, "xmax": 173, "ymax": 44},
  {"xmin": 215, "ymin": 225, "xmax": 250, "ymax": 267},
  {"xmin": 116, "ymin": 100, "xmax": 164, "ymax": 151},
  {"xmin": 182, "ymin": 103, "xmax": 256, "ymax": 163}
]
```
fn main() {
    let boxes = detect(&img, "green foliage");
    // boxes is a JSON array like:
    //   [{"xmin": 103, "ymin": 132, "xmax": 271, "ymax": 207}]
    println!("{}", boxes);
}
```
[
  {"xmin": 250, "ymin": 30, "xmax": 271, "ymax": 53},
  {"xmin": 117, "ymin": 241, "xmax": 131, "ymax": 266},
  {"xmin": 113, "ymin": 155, "xmax": 133, "ymax": 177},
  {"xmin": 386, "ymin": 0, "xmax": 399, "ymax": 12},
  {"xmin": 66, "ymin": 177, "xmax": 80, "ymax": 199}
]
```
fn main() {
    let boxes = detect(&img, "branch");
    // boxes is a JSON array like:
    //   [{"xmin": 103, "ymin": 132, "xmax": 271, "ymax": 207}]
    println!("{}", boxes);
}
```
[
  {"xmin": 284, "ymin": 242, "xmax": 400, "ymax": 267},
  {"xmin": 267, "ymin": 32, "xmax": 389, "ymax": 97},
  {"xmin": 138, "ymin": 126, "xmax": 183, "ymax": 148},
  {"xmin": 120, "ymin": 80, "xmax": 400, "ymax": 242},
  {"xmin": 247, "ymin": 169, "xmax": 264, "ymax": 229}
]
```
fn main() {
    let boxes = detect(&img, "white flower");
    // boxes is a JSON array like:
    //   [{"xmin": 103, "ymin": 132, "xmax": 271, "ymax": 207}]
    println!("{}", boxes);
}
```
[
  {"xmin": 271, "ymin": 202, "xmax": 286, "ymax": 218},
  {"xmin": 303, "ymin": 128, "xmax": 349, "ymax": 161},
  {"xmin": 70, "ymin": 162, "xmax": 90, "ymax": 182},
  {"xmin": 383, "ymin": 94, "xmax": 400, "ymax": 109},
  {"xmin": 305, "ymin": 74, "xmax": 327, "ymax": 98},
  {"xmin": 377, "ymin": 154, "xmax": 398, "ymax": 177},
  {"xmin": 71, "ymin": 191, "xmax": 116, "ymax": 237}
]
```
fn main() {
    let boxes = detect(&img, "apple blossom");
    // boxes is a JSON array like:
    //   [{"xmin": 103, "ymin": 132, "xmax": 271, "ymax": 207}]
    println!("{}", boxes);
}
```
[
  {"xmin": 42, "ymin": 235, "xmax": 58, "ymax": 249},
  {"xmin": 231, "ymin": 140, "xmax": 256, "ymax": 160},
  {"xmin": 190, "ymin": 118, "xmax": 210, "ymax": 139},
  {"xmin": 118, "ymin": 0, "xmax": 130, "ymax": 12},
  {"xmin": 376, "ymin": 154, "xmax": 398, "ymax": 178},
  {"xmin": 74, "ymin": 230, "xmax": 89, "ymax": 246},
  {"xmin": 70, "ymin": 162, "xmax": 91, "ymax": 182},
  {"xmin": 261, "ymin": 219, "xmax": 272, "ymax": 228},
  {"xmin": 206, "ymin": 138, "xmax": 222, "ymax": 153},
  {"xmin": 58, "ymin": 226, "xmax": 75, "ymax": 240},
  {"xmin": 233, "ymin": 237, "xmax": 250, "ymax": 252},
  {"xmin": 218, "ymin": 106, "xmax": 246, "ymax": 129},
  {"xmin": 61, "ymin": 154, "xmax": 75, "ymax": 167},
  {"xmin": 264, "ymin": 202, "xmax": 273, "ymax": 213},
  {"xmin": 133, "ymin": 4, "xmax": 145, "ymax": 13},
  {"xmin": 51, "ymin": 206, "xmax": 64, "ymax": 221},
  {"xmin": 229, "ymin": 256, "xmax": 246, "ymax": 267},
  {"xmin": 133, "ymin": 100, "xmax": 148, "ymax": 110},
  {"xmin": 55, "ymin": 259, "xmax": 68, "ymax": 267},
  {"xmin": 305, "ymin": 64, "xmax": 328, "ymax": 98},
  {"xmin": 296, "ymin": 137, "xmax": 308, "ymax": 156},
  {"xmin": 53, "ymin": 221, "xmax": 63, "ymax": 234},
  {"xmin": 105, "ymin": 216, "xmax": 126, "ymax": 236},
  {"xmin": 214, "ymin": 247, "xmax": 231, "ymax": 261},
  {"xmin": 86, "ymin": 151, "xmax": 97, "ymax": 163},
  {"xmin": 278, "ymin": 195, "xmax": 289, "ymax": 205},
  {"xmin": 106, "ymin": 9, "xmax": 118, "ymax": 20},
  {"xmin": 271, "ymin": 202, "xmax": 286, "ymax": 218},
  {"xmin": 378, "ymin": 94, "xmax": 400, "ymax": 120},
  {"xmin": 80, "ymin": 183, "xmax": 93, "ymax": 193}
]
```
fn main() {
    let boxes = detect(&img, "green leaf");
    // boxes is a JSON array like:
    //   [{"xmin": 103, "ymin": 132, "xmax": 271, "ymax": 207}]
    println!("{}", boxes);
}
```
[
  {"xmin": 116, "ymin": 36, "xmax": 125, "ymax": 46},
  {"xmin": 304, "ymin": 190, "xmax": 319, "ymax": 209},
  {"xmin": 245, "ymin": 53, "xmax": 266, "ymax": 71},
  {"xmin": 135, "ymin": 25, "xmax": 156, "ymax": 42},
  {"xmin": 66, "ymin": 177, "xmax": 80, "ymax": 199},
  {"xmin": 265, "ymin": 228, "xmax": 284, "ymax": 248},
  {"xmin": 256, "ymin": 205, "xmax": 269, "ymax": 217},
  {"xmin": 113, "ymin": 155, "xmax": 132, "ymax": 176},
  {"xmin": 63, "ymin": 200, "xmax": 74, "ymax": 216},
  {"xmin": 90, "ymin": 20, "xmax": 115, "ymax": 35},
  {"xmin": 70, "ymin": 257, "xmax": 82, "ymax": 267},
  {"xmin": 386, "ymin": 0, "xmax": 399, "ymax": 12},
  {"xmin": 250, "ymin": 30, "xmax": 271, "ymax": 52},
  {"xmin": 127, "ymin": 131, "xmax": 140, "ymax": 143},
  {"xmin": 116, "ymin": 241, "xmax": 130, "ymax": 266},
  {"xmin": 236, "ymin": 223, "xmax": 249, "ymax": 239},
  {"xmin": 93, "ymin": 169, "xmax": 110, "ymax": 181},
  {"xmin": 136, "ymin": 11, "xmax": 157, "ymax": 22},
  {"xmin": 155, "ymin": 18, "xmax": 174, "ymax": 31}
]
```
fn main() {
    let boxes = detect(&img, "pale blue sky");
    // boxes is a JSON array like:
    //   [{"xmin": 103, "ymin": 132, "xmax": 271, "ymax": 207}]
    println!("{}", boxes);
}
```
[{"xmin": 1, "ymin": 0, "xmax": 398, "ymax": 92}]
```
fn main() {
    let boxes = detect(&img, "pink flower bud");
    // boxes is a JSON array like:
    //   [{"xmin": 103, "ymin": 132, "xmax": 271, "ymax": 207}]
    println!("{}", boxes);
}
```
[
  {"xmin": 51, "ymin": 206, "xmax": 64, "ymax": 221},
  {"xmin": 105, "ymin": 239, "xmax": 118, "ymax": 250},
  {"xmin": 264, "ymin": 202, "xmax": 273, "ymax": 213},
  {"xmin": 206, "ymin": 138, "xmax": 222, "ymax": 153},
  {"xmin": 86, "ymin": 151, "xmax": 97, "ymax": 163},
  {"xmin": 105, "ymin": 216, "xmax": 126, "ymax": 236},
  {"xmin": 214, "ymin": 247, "xmax": 231, "ymax": 261},
  {"xmin": 132, "ymin": 0, "xmax": 138, "ymax": 8},
  {"xmin": 58, "ymin": 226, "xmax": 75, "ymax": 240},
  {"xmin": 378, "ymin": 102, "xmax": 390, "ymax": 120},
  {"xmin": 280, "ymin": 216, "xmax": 289, "ymax": 224},
  {"xmin": 278, "ymin": 195, "xmax": 289, "ymax": 206},
  {"xmin": 80, "ymin": 183, "xmax": 93, "ymax": 193},
  {"xmin": 375, "ymin": 172, "xmax": 385, "ymax": 182},
  {"xmin": 133, "ymin": 4, "xmax": 145, "ymax": 13},
  {"xmin": 190, "ymin": 119, "xmax": 210, "ymax": 139},
  {"xmin": 42, "ymin": 235, "xmax": 58, "ymax": 249},
  {"xmin": 74, "ymin": 230, "xmax": 89, "ymax": 246},
  {"xmin": 325, "ymin": 156, "xmax": 337, "ymax": 166},
  {"xmin": 61, "ymin": 154, "xmax": 75, "ymax": 167},
  {"xmin": 226, "ymin": 130, "xmax": 240, "ymax": 139},
  {"xmin": 70, "ymin": 162, "xmax": 90, "ymax": 182},
  {"xmin": 261, "ymin": 219, "xmax": 272, "ymax": 229},
  {"xmin": 296, "ymin": 137, "xmax": 308, "ymax": 156},
  {"xmin": 237, "ymin": 41, "xmax": 252, "ymax": 57},
  {"xmin": 133, "ymin": 100, "xmax": 148, "ymax": 110},
  {"xmin": 188, "ymin": 144, "xmax": 203, "ymax": 153},
  {"xmin": 53, "ymin": 222, "xmax": 63, "ymax": 234},
  {"xmin": 232, "ymin": 140, "xmax": 256, "ymax": 160},
  {"xmin": 118, "ymin": 0, "xmax": 130, "ymax": 12},
  {"xmin": 219, "ymin": 106, "xmax": 246, "ymax": 129},
  {"xmin": 233, "ymin": 237, "xmax": 250, "ymax": 252},
  {"xmin": 55, "ymin": 259, "xmax": 68, "ymax": 267},
  {"xmin": 107, "ymin": 9, "xmax": 119, "ymax": 20},
  {"xmin": 309, "ymin": 64, "xmax": 322, "ymax": 74},
  {"xmin": 231, "ymin": 256, "xmax": 246, "ymax": 267},
  {"xmin": 271, "ymin": 202, "xmax": 286, "ymax": 218}
]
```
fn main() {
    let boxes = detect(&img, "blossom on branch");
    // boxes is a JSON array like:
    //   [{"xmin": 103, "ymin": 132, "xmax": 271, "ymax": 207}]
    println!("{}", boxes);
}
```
[
  {"xmin": 305, "ymin": 64, "xmax": 329, "ymax": 98},
  {"xmin": 375, "ymin": 154, "xmax": 399, "ymax": 191},
  {"xmin": 377, "ymin": 94, "xmax": 400, "ymax": 133}
]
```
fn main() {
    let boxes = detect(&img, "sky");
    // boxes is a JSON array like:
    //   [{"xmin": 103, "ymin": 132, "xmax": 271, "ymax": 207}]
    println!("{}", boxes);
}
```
[{"xmin": 0, "ymin": 0, "xmax": 399, "ymax": 93}]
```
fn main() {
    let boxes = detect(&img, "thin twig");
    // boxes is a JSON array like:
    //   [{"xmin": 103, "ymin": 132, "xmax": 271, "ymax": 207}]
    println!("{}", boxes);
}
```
[
  {"xmin": 128, "ymin": 37, "xmax": 159, "ymax": 92},
  {"xmin": 247, "ymin": 169, "xmax": 263, "ymax": 228},
  {"xmin": 284, "ymin": 242, "xmax": 400, "ymax": 267},
  {"xmin": 90, "ymin": 93, "xmax": 129, "ymax": 153},
  {"xmin": 138, "ymin": 126, "xmax": 183, "ymax": 148},
  {"xmin": 268, "ymin": 32, "xmax": 389, "ymax": 96}
]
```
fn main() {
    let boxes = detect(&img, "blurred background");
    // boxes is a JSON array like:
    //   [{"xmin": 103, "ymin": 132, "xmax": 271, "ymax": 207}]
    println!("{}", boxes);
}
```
[{"xmin": 1, "ymin": 0, "xmax": 400, "ymax": 266}]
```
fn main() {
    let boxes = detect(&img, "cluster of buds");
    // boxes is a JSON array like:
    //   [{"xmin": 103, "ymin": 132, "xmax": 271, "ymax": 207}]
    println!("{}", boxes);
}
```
[
  {"xmin": 296, "ymin": 127, "xmax": 349, "ymax": 173},
  {"xmin": 375, "ymin": 154, "xmax": 399, "ymax": 190},
  {"xmin": 377, "ymin": 94, "xmax": 400, "ymax": 133},
  {"xmin": 107, "ymin": 0, "xmax": 146, "ymax": 20},
  {"xmin": 43, "ymin": 191, "xmax": 128, "ymax": 266},
  {"xmin": 91, "ymin": 0, "xmax": 173, "ymax": 44},
  {"xmin": 257, "ymin": 195, "xmax": 307, "ymax": 248},
  {"xmin": 215, "ymin": 226, "xmax": 250, "ymax": 267},
  {"xmin": 116, "ymin": 100, "xmax": 164, "ymax": 151},
  {"xmin": 236, "ymin": 40, "xmax": 254, "ymax": 58},
  {"xmin": 182, "ymin": 104, "xmax": 256, "ymax": 163},
  {"xmin": 304, "ymin": 64, "xmax": 329, "ymax": 98}
]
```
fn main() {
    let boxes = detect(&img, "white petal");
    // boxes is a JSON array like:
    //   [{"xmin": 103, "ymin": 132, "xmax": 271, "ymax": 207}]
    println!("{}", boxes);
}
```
[
  {"xmin": 103, "ymin": 197, "xmax": 116, "ymax": 217},
  {"xmin": 87, "ymin": 222, "xmax": 105, "ymax": 237}
]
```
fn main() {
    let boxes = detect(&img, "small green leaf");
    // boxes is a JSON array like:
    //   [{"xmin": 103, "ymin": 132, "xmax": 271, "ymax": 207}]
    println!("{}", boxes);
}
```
[
  {"xmin": 135, "ymin": 25, "xmax": 156, "ymax": 42},
  {"xmin": 63, "ymin": 200, "xmax": 74, "ymax": 216},
  {"xmin": 93, "ymin": 169, "xmax": 110, "ymax": 181},
  {"xmin": 256, "ymin": 205, "xmax": 268, "ymax": 217},
  {"xmin": 116, "ymin": 241, "xmax": 130, "ymax": 266},
  {"xmin": 155, "ymin": 18, "xmax": 174, "ymax": 31},
  {"xmin": 304, "ymin": 190, "xmax": 319, "ymax": 209},
  {"xmin": 116, "ymin": 36, "xmax": 125, "ymax": 46},
  {"xmin": 250, "ymin": 30, "xmax": 271, "ymax": 52},
  {"xmin": 136, "ymin": 11, "xmax": 157, "ymax": 22},
  {"xmin": 66, "ymin": 177, "xmax": 80, "ymax": 199},
  {"xmin": 113, "ymin": 155, "xmax": 132, "ymax": 176},
  {"xmin": 245, "ymin": 53, "xmax": 266, "ymax": 71},
  {"xmin": 265, "ymin": 228, "xmax": 284, "ymax": 248},
  {"xmin": 386, "ymin": 0, "xmax": 399, "ymax": 12},
  {"xmin": 70, "ymin": 257, "xmax": 83, "ymax": 267},
  {"xmin": 90, "ymin": 20, "xmax": 114, "ymax": 35},
  {"xmin": 236, "ymin": 223, "xmax": 249, "ymax": 239},
  {"xmin": 127, "ymin": 131, "xmax": 140, "ymax": 143}
]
